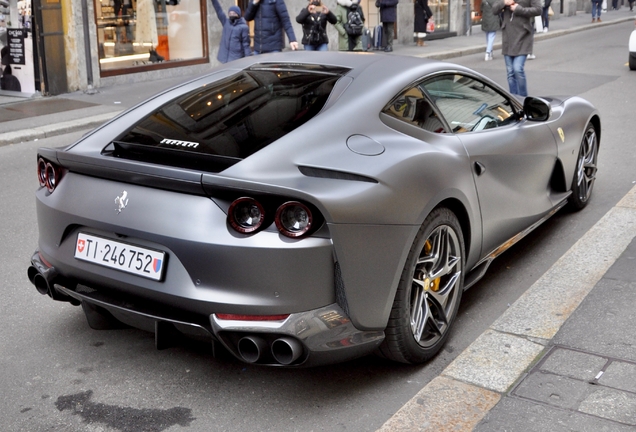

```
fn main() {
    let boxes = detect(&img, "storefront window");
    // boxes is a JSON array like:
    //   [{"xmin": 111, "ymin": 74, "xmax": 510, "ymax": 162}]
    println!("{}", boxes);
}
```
[
  {"xmin": 429, "ymin": 0, "xmax": 449, "ymax": 33},
  {"xmin": 472, "ymin": 0, "xmax": 482, "ymax": 25},
  {"xmin": 95, "ymin": 0, "xmax": 207, "ymax": 73}
]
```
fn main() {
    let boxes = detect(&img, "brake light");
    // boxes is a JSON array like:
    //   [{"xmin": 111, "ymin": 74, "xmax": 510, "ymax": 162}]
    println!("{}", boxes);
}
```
[
  {"xmin": 275, "ymin": 201, "xmax": 313, "ymax": 238},
  {"xmin": 228, "ymin": 197, "xmax": 265, "ymax": 234}
]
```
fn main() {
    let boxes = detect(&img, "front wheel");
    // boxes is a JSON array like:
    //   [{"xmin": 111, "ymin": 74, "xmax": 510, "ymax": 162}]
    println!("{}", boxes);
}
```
[
  {"xmin": 378, "ymin": 208, "xmax": 464, "ymax": 364},
  {"xmin": 568, "ymin": 122, "xmax": 598, "ymax": 211}
]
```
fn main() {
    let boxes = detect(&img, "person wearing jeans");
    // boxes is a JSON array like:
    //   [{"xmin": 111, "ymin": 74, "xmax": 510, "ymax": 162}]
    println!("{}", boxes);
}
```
[
  {"xmin": 492, "ymin": 0, "xmax": 542, "ymax": 96},
  {"xmin": 591, "ymin": 0, "xmax": 602, "ymax": 22},
  {"xmin": 504, "ymin": 55, "xmax": 528, "ymax": 95},
  {"xmin": 541, "ymin": 0, "xmax": 551, "ymax": 31},
  {"xmin": 481, "ymin": 0, "xmax": 501, "ymax": 61}
]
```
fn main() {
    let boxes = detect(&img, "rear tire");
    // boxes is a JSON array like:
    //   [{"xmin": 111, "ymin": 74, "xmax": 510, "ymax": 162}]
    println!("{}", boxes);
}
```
[
  {"xmin": 629, "ymin": 54, "xmax": 636, "ymax": 71},
  {"xmin": 378, "ymin": 208, "xmax": 464, "ymax": 364},
  {"xmin": 567, "ymin": 122, "xmax": 598, "ymax": 211}
]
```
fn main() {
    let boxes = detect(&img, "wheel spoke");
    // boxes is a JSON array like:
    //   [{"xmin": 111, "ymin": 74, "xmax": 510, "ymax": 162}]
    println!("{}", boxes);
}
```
[
  {"xmin": 410, "ymin": 284, "xmax": 428, "ymax": 341},
  {"xmin": 428, "ymin": 271, "xmax": 461, "ymax": 310}
]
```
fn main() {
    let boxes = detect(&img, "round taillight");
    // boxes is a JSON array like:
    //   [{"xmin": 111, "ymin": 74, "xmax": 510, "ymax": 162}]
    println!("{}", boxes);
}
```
[
  {"xmin": 275, "ymin": 201, "xmax": 312, "ymax": 238},
  {"xmin": 45, "ymin": 163, "xmax": 58, "ymax": 193},
  {"xmin": 228, "ymin": 197, "xmax": 265, "ymax": 234},
  {"xmin": 37, "ymin": 158, "xmax": 47, "ymax": 187}
]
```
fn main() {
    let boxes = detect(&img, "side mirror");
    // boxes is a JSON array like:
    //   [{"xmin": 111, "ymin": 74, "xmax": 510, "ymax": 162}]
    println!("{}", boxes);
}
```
[{"xmin": 523, "ymin": 96, "xmax": 551, "ymax": 122}]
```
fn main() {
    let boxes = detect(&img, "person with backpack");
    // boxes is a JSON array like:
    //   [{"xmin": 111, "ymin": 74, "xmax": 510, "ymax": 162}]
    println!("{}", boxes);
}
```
[
  {"xmin": 211, "ymin": 0, "xmax": 251, "ymax": 63},
  {"xmin": 296, "ymin": 0, "xmax": 337, "ymax": 50},
  {"xmin": 376, "ymin": 0, "xmax": 398, "ymax": 51},
  {"xmin": 245, "ymin": 0, "xmax": 299, "ymax": 54},
  {"xmin": 335, "ymin": 0, "xmax": 366, "ymax": 51}
]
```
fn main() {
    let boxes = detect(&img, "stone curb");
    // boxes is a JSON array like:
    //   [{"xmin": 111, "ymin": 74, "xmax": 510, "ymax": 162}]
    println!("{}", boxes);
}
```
[
  {"xmin": 377, "ymin": 185, "xmax": 636, "ymax": 431},
  {"xmin": 0, "ymin": 111, "xmax": 122, "ymax": 147}
]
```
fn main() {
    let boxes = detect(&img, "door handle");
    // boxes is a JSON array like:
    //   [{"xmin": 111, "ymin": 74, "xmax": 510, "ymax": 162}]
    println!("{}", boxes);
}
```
[{"xmin": 474, "ymin": 161, "xmax": 486, "ymax": 176}]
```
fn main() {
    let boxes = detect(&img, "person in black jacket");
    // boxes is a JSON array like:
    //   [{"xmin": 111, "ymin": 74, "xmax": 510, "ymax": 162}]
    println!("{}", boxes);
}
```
[
  {"xmin": 245, "ymin": 0, "xmax": 299, "ymax": 54},
  {"xmin": 1, "ymin": 65, "xmax": 22, "ymax": 92},
  {"xmin": 296, "ymin": 0, "xmax": 337, "ymax": 50},
  {"xmin": 541, "ymin": 0, "xmax": 552, "ymax": 31},
  {"xmin": 376, "ymin": 0, "xmax": 399, "ymax": 52},
  {"xmin": 413, "ymin": 0, "xmax": 433, "ymax": 47}
]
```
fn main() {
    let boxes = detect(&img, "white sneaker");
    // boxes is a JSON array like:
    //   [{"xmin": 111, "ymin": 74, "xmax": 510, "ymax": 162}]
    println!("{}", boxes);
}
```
[
  {"xmin": 527, "ymin": 54, "xmax": 536, "ymax": 60},
  {"xmin": 543, "ymin": 27, "xmax": 549, "ymax": 32},
  {"xmin": 485, "ymin": 52, "xmax": 493, "ymax": 61}
]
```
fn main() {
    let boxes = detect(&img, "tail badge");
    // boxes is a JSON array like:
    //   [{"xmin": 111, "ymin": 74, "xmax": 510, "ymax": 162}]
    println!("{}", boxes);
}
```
[{"xmin": 115, "ymin": 191, "xmax": 129, "ymax": 214}]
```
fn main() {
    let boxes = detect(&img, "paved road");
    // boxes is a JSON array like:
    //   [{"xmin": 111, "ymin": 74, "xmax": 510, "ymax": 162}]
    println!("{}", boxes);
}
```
[{"xmin": 1, "ymin": 22, "xmax": 636, "ymax": 432}]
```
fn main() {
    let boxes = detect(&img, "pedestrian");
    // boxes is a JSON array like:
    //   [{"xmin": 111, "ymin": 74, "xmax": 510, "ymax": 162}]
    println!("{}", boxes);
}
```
[
  {"xmin": 296, "ymin": 0, "xmax": 337, "ymax": 51},
  {"xmin": 492, "ymin": 0, "xmax": 542, "ymax": 96},
  {"xmin": 376, "ymin": 0, "xmax": 399, "ymax": 52},
  {"xmin": 414, "ymin": 0, "xmax": 433, "ymax": 47},
  {"xmin": 481, "ymin": 0, "xmax": 500, "ymax": 60},
  {"xmin": 630, "ymin": 0, "xmax": 634, "ymax": 11},
  {"xmin": 541, "ymin": 0, "xmax": 551, "ymax": 31},
  {"xmin": 245, "ymin": 0, "xmax": 299, "ymax": 54},
  {"xmin": 591, "ymin": 0, "xmax": 602, "ymax": 22},
  {"xmin": 1, "ymin": 65, "xmax": 21, "ymax": 92},
  {"xmin": 334, "ymin": 0, "xmax": 365, "ymax": 51},
  {"xmin": 211, "ymin": 0, "xmax": 252, "ymax": 63},
  {"xmin": 611, "ymin": 0, "xmax": 618, "ymax": 10}
]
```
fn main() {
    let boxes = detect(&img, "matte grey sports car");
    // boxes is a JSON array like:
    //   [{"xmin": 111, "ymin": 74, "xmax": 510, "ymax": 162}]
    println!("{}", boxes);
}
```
[{"xmin": 28, "ymin": 52, "xmax": 600, "ymax": 367}]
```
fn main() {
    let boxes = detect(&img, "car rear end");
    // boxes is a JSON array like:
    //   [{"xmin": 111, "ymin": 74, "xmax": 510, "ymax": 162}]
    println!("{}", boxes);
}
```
[{"xmin": 28, "ymin": 62, "xmax": 384, "ymax": 366}]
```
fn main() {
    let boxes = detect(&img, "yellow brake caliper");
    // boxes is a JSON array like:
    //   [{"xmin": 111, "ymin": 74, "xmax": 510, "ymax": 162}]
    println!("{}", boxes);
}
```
[{"xmin": 423, "ymin": 240, "xmax": 441, "ymax": 292}]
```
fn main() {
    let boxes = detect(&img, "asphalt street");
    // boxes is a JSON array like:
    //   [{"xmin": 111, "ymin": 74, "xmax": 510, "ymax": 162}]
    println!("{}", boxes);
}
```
[{"xmin": 1, "ymin": 13, "xmax": 636, "ymax": 432}]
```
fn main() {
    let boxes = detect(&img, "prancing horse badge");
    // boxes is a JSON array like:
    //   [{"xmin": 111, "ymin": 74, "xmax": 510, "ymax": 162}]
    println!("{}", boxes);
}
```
[{"xmin": 115, "ymin": 191, "xmax": 129, "ymax": 214}]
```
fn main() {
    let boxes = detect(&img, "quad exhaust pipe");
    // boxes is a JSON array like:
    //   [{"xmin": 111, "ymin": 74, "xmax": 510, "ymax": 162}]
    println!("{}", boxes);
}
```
[
  {"xmin": 236, "ymin": 335, "xmax": 304, "ymax": 365},
  {"xmin": 271, "ymin": 337, "xmax": 303, "ymax": 365},
  {"xmin": 27, "ymin": 252, "xmax": 78, "ymax": 304},
  {"xmin": 27, "ymin": 263, "xmax": 56, "ymax": 297},
  {"xmin": 237, "ymin": 335, "xmax": 270, "ymax": 363}
]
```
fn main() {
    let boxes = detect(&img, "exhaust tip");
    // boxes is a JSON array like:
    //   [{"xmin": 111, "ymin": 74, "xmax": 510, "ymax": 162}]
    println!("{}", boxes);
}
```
[
  {"xmin": 31, "ymin": 271, "xmax": 51, "ymax": 296},
  {"xmin": 271, "ymin": 337, "xmax": 303, "ymax": 365},
  {"xmin": 237, "ymin": 336, "xmax": 269, "ymax": 364}
]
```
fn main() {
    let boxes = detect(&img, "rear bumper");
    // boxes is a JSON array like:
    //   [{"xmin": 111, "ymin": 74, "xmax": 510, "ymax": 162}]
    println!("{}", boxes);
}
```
[{"xmin": 28, "ymin": 251, "xmax": 384, "ymax": 367}]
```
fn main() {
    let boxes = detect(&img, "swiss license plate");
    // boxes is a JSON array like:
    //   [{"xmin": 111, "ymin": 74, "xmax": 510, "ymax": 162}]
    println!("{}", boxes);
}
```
[{"xmin": 74, "ymin": 233, "xmax": 166, "ymax": 281}]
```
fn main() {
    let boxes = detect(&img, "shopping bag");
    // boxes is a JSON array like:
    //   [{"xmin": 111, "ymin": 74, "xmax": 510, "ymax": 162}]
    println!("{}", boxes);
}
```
[{"xmin": 426, "ymin": 19, "xmax": 435, "ymax": 33}]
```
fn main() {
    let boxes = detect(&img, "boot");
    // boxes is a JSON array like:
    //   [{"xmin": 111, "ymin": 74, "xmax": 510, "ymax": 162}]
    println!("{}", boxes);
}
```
[{"xmin": 417, "ymin": 38, "xmax": 424, "ymax": 47}]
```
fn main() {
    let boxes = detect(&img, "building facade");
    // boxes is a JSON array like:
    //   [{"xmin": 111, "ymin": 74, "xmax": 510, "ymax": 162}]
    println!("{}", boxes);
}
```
[{"xmin": 0, "ymin": 0, "xmax": 567, "ymax": 95}]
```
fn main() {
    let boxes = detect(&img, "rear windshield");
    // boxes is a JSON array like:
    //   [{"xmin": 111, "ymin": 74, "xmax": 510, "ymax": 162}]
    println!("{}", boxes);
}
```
[{"xmin": 108, "ymin": 65, "xmax": 348, "ymax": 171}]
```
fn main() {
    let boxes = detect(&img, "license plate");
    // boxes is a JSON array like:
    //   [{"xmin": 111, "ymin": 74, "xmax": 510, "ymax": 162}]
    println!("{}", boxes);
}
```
[{"xmin": 74, "ymin": 233, "xmax": 166, "ymax": 281}]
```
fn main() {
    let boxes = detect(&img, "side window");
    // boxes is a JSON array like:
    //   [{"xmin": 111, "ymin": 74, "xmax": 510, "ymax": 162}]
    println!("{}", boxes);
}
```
[
  {"xmin": 382, "ymin": 87, "xmax": 447, "ymax": 133},
  {"xmin": 421, "ymin": 74, "xmax": 517, "ymax": 133}
]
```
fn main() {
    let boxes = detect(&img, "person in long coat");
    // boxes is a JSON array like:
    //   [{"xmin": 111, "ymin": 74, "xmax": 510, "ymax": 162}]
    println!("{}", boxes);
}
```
[
  {"xmin": 334, "ymin": 0, "xmax": 365, "ymax": 51},
  {"xmin": 491, "ymin": 0, "xmax": 541, "ymax": 96},
  {"xmin": 211, "ymin": 0, "xmax": 252, "ymax": 63},
  {"xmin": 481, "ymin": 0, "xmax": 500, "ymax": 61},
  {"xmin": 296, "ymin": 0, "xmax": 338, "ymax": 51},
  {"xmin": 414, "ymin": 0, "xmax": 433, "ymax": 47},
  {"xmin": 245, "ymin": 0, "xmax": 299, "ymax": 53},
  {"xmin": 376, "ymin": 0, "xmax": 398, "ymax": 51}
]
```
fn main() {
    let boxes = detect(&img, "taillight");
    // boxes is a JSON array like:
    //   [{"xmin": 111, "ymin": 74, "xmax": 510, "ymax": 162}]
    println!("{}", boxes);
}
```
[
  {"xmin": 37, "ymin": 157, "xmax": 62, "ymax": 193},
  {"xmin": 228, "ymin": 197, "xmax": 265, "ymax": 234},
  {"xmin": 275, "ymin": 201, "xmax": 313, "ymax": 238}
]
